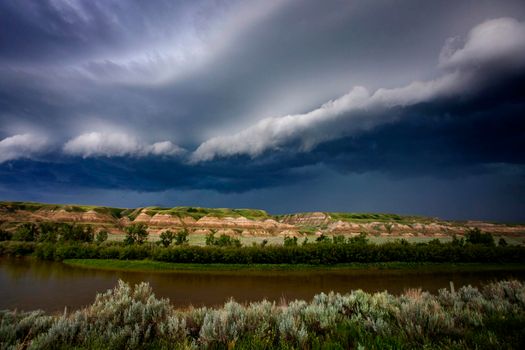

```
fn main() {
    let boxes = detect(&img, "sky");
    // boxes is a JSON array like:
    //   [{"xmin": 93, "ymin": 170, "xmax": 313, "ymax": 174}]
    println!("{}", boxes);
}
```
[{"xmin": 1, "ymin": 0, "xmax": 525, "ymax": 221}]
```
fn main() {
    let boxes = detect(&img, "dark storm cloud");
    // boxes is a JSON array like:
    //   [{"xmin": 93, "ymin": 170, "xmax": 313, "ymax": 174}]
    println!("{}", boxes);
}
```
[
  {"xmin": 1, "ymin": 0, "xmax": 524, "ymax": 144},
  {"xmin": 1, "ymin": 0, "xmax": 525, "ymax": 220}
]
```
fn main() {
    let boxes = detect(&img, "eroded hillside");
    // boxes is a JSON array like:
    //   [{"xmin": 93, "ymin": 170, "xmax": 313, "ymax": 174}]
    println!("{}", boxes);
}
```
[{"xmin": 1, "ymin": 201, "xmax": 524, "ymax": 238}]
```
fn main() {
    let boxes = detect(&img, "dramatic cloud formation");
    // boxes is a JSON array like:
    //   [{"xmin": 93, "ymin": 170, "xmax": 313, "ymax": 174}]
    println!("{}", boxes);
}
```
[
  {"xmin": 192, "ymin": 17, "xmax": 525, "ymax": 162},
  {"xmin": 1, "ymin": 1, "xmax": 524, "ymax": 221},
  {"xmin": 439, "ymin": 17, "xmax": 525, "ymax": 70},
  {"xmin": 0, "ymin": 134, "xmax": 49, "ymax": 163},
  {"xmin": 63, "ymin": 132, "xmax": 184, "ymax": 158}
]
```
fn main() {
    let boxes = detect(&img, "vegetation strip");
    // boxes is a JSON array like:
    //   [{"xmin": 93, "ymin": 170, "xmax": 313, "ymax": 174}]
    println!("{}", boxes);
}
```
[
  {"xmin": 63, "ymin": 259, "xmax": 525, "ymax": 273},
  {"xmin": 1, "ymin": 279, "xmax": 525, "ymax": 349}
]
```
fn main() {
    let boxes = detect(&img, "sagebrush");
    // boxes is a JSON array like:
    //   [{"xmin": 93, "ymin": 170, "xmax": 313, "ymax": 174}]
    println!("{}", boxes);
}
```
[{"xmin": 1, "ymin": 280, "xmax": 524, "ymax": 349}]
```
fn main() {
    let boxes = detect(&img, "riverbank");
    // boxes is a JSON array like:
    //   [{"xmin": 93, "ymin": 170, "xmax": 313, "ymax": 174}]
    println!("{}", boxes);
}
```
[
  {"xmin": 1, "ymin": 279, "xmax": 524, "ymax": 349},
  {"xmin": 64, "ymin": 258, "xmax": 525, "ymax": 273},
  {"xmin": 2, "ymin": 239, "xmax": 525, "ymax": 265}
]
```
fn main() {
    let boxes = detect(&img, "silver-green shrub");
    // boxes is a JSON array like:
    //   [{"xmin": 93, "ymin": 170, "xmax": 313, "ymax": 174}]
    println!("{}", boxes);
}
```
[{"xmin": 1, "ymin": 279, "xmax": 524, "ymax": 349}]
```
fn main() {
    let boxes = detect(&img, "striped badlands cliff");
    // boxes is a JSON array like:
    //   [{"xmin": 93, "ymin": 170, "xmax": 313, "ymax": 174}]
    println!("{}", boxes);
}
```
[{"xmin": 1, "ymin": 202, "xmax": 524, "ymax": 237}]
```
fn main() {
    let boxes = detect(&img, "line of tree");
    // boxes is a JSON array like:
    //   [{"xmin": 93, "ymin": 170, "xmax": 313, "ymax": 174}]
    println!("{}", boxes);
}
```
[
  {"xmin": 1, "ymin": 224, "xmax": 522, "ymax": 264},
  {"xmin": 0, "ymin": 223, "xmax": 108, "ymax": 244},
  {"xmin": 0, "ymin": 236, "xmax": 523, "ymax": 265}
]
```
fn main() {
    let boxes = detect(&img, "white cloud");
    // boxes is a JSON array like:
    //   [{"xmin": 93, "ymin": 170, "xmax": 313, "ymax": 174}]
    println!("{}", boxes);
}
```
[
  {"xmin": 76, "ymin": 2, "xmax": 284, "ymax": 87},
  {"xmin": 63, "ymin": 132, "xmax": 184, "ymax": 158},
  {"xmin": 0, "ymin": 134, "xmax": 49, "ymax": 163},
  {"xmin": 439, "ymin": 17, "xmax": 525, "ymax": 71},
  {"xmin": 142, "ymin": 141, "xmax": 185, "ymax": 157},
  {"xmin": 191, "ymin": 17, "xmax": 525, "ymax": 162}
]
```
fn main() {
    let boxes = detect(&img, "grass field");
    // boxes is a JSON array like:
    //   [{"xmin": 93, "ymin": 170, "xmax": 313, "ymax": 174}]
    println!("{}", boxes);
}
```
[
  {"xmin": 63, "ymin": 259, "xmax": 525, "ymax": 273},
  {"xmin": 105, "ymin": 232, "xmax": 525, "ymax": 246}
]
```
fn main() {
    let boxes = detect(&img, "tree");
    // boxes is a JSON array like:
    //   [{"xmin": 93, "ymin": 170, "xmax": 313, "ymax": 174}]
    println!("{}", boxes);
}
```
[
  {"xmin": 205, "ymin": 232, "xmax": 241, "ymax": 247},
  {"xmin": 124, "ymin": 224, "xmax": 149, "ymax": 245},
  {"xmin": 332, "ymin": 235, "xmax": 346, "ymax": 245},
  {"xmin": 465, "ymin": 228, "xmax": 494, "ymax": 246},
  {"xmin": 175, "ymin": 229, "xmax": 189, "ymax": 245},
  {"xmin": 205, "ymin": 232, "xmax": 216, "ymax": 246},
  {"xmin": 0, "ymin": 229, "xmax": 12, "ymax": 241},
  {"xmin": 12, "ymin": 223, "xmax": 38, "ymax": 242},
  {"xmin": 159, "ymin": 230, "xmax": 175, "ymax": 247},
  {"xmin": 96, "ymin": 230, "xmax": 109, "ymax": 244},
  {"xmin": 498, "ymin": 237, "xmax": 508, "ymax": 247},
  {"xmin": 315, "ymin": 234, "xmax": 330, "ymax": 244},
  {"xmin": 284, "ymin": 236, "xmax": 298, "ymax": 246},
  {"xmin": 348, "ymin": 232, "xmax": 369, "ymax": 245},
  {"xmin": 59, "ymin": 224, "xmax": 94, "ymax": 243},
  {"xmin": 38, "ymin": 223, "xmax": 59, "ymax": 243}
]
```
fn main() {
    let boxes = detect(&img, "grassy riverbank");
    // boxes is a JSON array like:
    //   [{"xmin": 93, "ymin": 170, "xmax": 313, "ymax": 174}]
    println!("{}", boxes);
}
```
[
  {"xmin": 64, "ymin": 258, "xmax": 525, "ymax": 273},
  {"xmin": 1, "ymin": 279, "xmax": 524, "ymax": 349}
]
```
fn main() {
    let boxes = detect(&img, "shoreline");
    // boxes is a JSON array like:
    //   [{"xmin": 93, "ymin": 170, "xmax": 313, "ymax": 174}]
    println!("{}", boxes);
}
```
[{"xmin": 63, "ymin": 258, "xmax": 525, "ymax": 273}]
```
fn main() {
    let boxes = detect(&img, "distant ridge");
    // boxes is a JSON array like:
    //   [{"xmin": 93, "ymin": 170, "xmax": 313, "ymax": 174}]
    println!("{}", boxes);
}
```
[{"xmin": 1, "ymin": 201, "xmax": 524, "ymax": 237}]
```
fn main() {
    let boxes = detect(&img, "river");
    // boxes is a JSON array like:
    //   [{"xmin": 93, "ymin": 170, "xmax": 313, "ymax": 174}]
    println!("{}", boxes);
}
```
[{"xmin": 1, "ymin": 257, "xmax": 524, "ymax": 312}]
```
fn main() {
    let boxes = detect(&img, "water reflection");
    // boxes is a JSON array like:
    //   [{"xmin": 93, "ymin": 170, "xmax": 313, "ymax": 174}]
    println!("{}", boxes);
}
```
[{"xmin": 1, "ymin": 257, "xmax": 524, "ymax": 312}]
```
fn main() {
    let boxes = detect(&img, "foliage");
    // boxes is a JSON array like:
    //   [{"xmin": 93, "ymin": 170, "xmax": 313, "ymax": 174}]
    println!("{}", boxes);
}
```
[
  {"xmin": 205, "ymin": 233, "xmax": 242, "ymax": 248},
  {"xmin": 12, "ymin": 223, "xmax": 39, "ymax": 241},
  {"xmin": 2, "ymin": 233, "xmax": 525, "ymax": 264},
  {"xmin": 96, "ymin": 230, "xmax": 109, "ymax": 244},
  {"xmin": 158, "ymin": 229, "xmax": 189, "ymax": 247},
  {"xmin": 10, "ymin": 223, "xmax": 95, "ymax": 243},
  {"xmin": 159, "ymin": 230, "xmax": 175, "ymax": 247},
  {"xmin": 175, "ymin": 229, "xmax": 189, "ymax": 245},
  {"xmin": 283, "ymin": 236, "xmax": 298, "ymax": 247},
  {"xmin": 0, "ymin": 229, "xmax": 12, "ymax": 241},
  {"xmin": 59, "ymin": 224, "xmax": 94, "ymax": 243},
  {"xmin": 124, "ymin": 224, "xmax": 149, "ymax": 245},
  {"xmin": 315, "ymin": 234, "xmax": 330, "ymax": 243},
  {"xmin": 465, "ymin": 228, "xmax": 495, "ymax": 246},
  {"xmin": 1, "ymin": 279, "xmax": 525, "ymax": 349}
]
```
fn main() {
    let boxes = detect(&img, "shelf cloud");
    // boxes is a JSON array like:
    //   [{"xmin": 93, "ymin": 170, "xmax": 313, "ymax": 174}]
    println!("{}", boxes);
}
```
[
  {"xmin": 192, "ymin": 18, "xmax": 525, "ymax": 162},
  {"xmin": 0, "ymin": 134, "xmax": 49, "ymax": 163},
  {"xmin": 1, "ymin": 1, "xmax": 524, "ymax": 221},
  {"xmin": 63, "ymin": 132, "xmax": 185, "ymax": 158}
]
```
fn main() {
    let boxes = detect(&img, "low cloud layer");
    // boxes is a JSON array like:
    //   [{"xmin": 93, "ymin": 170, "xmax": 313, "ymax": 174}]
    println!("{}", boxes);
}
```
[
  {"xmin": 192, "ymin": 18, "xmax": 525, "ymax": 162},
  {"xmin": 1, "ymin": 1, "xmax": 524, "ymax": 221},
  {"xmin": 63, "ymin": 132, "xmax": 184, "ymax": 158},
  {"xmin": 0, "ymin": 134, "xmax": 48, "ymax": 163}
]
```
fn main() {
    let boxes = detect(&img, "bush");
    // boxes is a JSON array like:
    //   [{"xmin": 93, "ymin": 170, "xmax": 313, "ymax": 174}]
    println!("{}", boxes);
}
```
[
  {"xmin": 0, "ymin": 241, "xmax": 36, "ymax": 256},
  {"xmin": 175, "ymin": 229, "xmax": 189, "ymax": 245},
  {"xmin": 159, "ymin": 230, "xmax": 175, "ymax": 247},
  {"xmin": 96, "ymin": 230, "xmax": 109, "ymax": 244},
  {"xmin": 465, "ymin": 228, "xmax": 495, "ymax": 246},
  {"xmin": 124, "ymin": 224, "xmax": 149, "ymax": 245},
  {"xmin": 12, "ymin": 223, "xmax": 38, "ymax": 242},
  {"xmin": 2, "ymin": 229, "xmax": 525, "ymax": 264},
  {"xmin": 283, "ymin": 236, "xmax": 298, "ymax": 247},
  {"xmin": 0, "ymin": 229, "xmax": 12, "ymax": 241},
  {"xmin": 205, "ymin": 233, "xmax": 241, "ymax": 247},
  {"xmin": 60, "ymin": 224, "xmax": 94, "ymax": 243},
  {"xmin": 1, "ymin": 280, "xmax": 524, "ymax": 349}
]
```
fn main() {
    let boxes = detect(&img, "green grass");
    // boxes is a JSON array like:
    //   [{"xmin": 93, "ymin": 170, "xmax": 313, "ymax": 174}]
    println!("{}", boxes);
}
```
[
  {"xmin": 63, "ymin": 259, "xmax": 525, "ymax": 273},
  {"xmin": 0, "ymin": 201, "xmax": 126, "ymax": 218},
  {"xmin": 327, "ymin": 212, "xmax": 436, "ymax": 223},
  {"xmin": 143, "ymin": 206, "xmax": 270, "ymax": 220}
]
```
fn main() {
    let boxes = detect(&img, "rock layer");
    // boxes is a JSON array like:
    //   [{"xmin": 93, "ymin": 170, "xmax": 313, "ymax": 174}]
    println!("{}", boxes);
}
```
[{"xmin": 1, "ymin": 202, "xmax": 524, "ymax": 237}]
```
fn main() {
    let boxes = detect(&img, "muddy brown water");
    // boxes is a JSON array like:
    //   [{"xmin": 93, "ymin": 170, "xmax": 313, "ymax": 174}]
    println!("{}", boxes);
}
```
[{"xmin": 1, "ymin": 257, "xmax": 524, "ymax": 312}]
